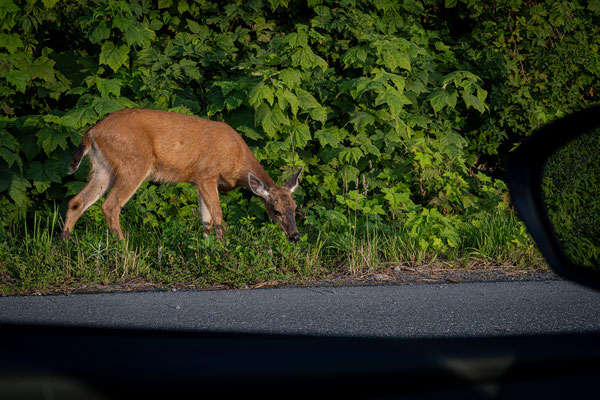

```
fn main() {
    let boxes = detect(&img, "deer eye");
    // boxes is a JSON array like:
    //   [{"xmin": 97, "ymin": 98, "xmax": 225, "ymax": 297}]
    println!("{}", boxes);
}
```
[{"xmin": 273, "ymin": 210, "xmax": 282, "ymax": 217}]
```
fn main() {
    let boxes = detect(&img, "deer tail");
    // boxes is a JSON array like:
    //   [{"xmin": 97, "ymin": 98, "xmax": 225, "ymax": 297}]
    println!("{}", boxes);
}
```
[{"xmin": 68, "ymin": 132, "xmax": 93, "ymax": 175}]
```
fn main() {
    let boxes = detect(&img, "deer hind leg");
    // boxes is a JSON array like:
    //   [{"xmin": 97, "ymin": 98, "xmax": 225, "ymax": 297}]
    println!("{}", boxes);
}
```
[
  {"xmin": 197, "ymin": 182, "xmax": 223, "ymax": 240},
  {"xmin": 101, "ymin": 168, "xmax": 149, "ymax": 241},
  {"xmin": 61, "ymin": 162, "xmax": 113, "ymax": 241},
  {"xmin": 198, "ymin": 193, "xmax": 213, "ymax": 238}
]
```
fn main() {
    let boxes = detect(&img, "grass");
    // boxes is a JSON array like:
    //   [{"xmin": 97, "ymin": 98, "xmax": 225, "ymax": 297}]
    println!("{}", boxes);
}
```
[{"xmin": 0, "ymin": 206, "xmax": 547, "ymax": 295}]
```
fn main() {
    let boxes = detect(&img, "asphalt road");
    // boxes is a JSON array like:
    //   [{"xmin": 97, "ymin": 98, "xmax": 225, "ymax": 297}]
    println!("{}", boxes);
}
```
[{"xmin": 1, "ymin": 280, "xmax": 599, "ymax": 338}]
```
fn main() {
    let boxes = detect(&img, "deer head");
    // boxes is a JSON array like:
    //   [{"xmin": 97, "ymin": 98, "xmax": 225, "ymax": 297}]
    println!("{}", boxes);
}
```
[{"xmin": 248, "ymin": 167, "xmax": 304, "ymax": 242}]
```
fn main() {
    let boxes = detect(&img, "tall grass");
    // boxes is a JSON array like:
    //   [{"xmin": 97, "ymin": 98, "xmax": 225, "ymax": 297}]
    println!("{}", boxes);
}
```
[
  {"xmin": 455, "ymin": 211, "xmax": 539, "ymax": 266},
  {"xmin": 0, "ymin": 207, "xmax": 545, "ymax": 295}
]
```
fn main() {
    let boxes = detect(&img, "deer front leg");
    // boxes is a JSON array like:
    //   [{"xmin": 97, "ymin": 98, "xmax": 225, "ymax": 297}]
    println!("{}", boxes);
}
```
[
  {"xmin": 197, "ymin": 182, "xmax": 224, "ymax": 240},
  {"xmin": 198, "ymin": 193, "xmax": 213, "ymax": 238}
]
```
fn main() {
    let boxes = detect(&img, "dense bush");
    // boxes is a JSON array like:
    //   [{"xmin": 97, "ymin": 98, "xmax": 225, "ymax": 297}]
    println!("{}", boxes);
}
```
[
  {"xmin": 542, "ymin": 129, "xmax": 600, "ymax": 267},
  {"xmin": 0, "ymin": 0, "xmax": 598, "ymax": 260},
  {"xmin": 442, "ymin": 0, "xmax": 600, "ymax": 162}
]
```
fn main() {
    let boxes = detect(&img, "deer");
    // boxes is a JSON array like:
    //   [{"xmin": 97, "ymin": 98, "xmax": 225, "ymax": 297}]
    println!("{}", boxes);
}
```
[{"xmin": 60, "ymin": 108, "xmax": 304, "ymax": 242}]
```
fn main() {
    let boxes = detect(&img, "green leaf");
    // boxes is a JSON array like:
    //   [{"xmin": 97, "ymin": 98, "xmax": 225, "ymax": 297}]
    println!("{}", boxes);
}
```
[
  {"xmin": 25, "ymin": 161, "xmax": 45, "ymax": 181},
  {"xmin": 20, "ymin": 135, "xmax": 39, "ymax": 161},
  {"xmin": 321, "ymin": 174, "xmax": 339, "ymax": 195},
  {"xmin": 146, "ymin": 15, "xmax": 163, "ymax": 30},
  {"xmin": 237, "ymin": 126, "xmax": 263, "ymax": 141},
  {"xmin": 338, "ymin": 146, "xmax": 363, "ymax": 165},
  {"xmin": 349, "ymin": 111, "xmax": 376, "ymax": 131},
  {"xmin": 0, "ymin": 0, "xmax": 20, "ymax": 20},
  {"xmin": 8, "ymin": 173, "xmax": 29, "ymax": 205},
  {"xmin": 379, "ymin": 71, "xmax": 406, "ymax": 92},
  {"xmin": 427, "ymin": 88, "xmax": 458, "ymax": 113},
  {"xmin": 354, "ymin": 77, "xmax": 381, "ymax": 99},
  {"xmin": 36, "ymin": 127, "xmax": 68, "ymax": 156},
  {"xmin": 188, "ymin": 20, "xmax": 209, "ymax": 40},
  {"xmin": 441, "ymin": 71, "xmax": 481, "ymax": 88},
  {"xmin": 177, "ymin": 1, "xmax": 189, "ymax": 14},
  {"xmin": 373, "ymin": 40, "xmax": 412, "ymax": 72},
  {"xmin": 445, "ymin": 0, "xmax": 457, "ymax": 7},
  {"xmin": 40, "ymin": 160, "xmax": 62, "ymax": 183},
  {"xmin": 314, "ymin": 128, "xmax": 340, "ymax": 148},
  {"xmin": 62, "ymin": 107, "xmax": 98, "ymax": 129},
  {"xmin": 285, "ymin": 30, "xmax": 308, "ymax": 48},
  {"xmin": 213, "ymin": 81, "xmax": 239, "ymax": 96},
  {"xmin": 255, "ymin": 103, "xmax": 277, "ymax": 137},
  {"xmin": 0, "ymin": 168, "xmax": 30, "ymax": 205},
  {"xmin": 112, "ymin": 11, "xmax": 133, "ymax": 32},
  {"xmin": 96, "ymin": 78, "xmax": 122, "ymax": 98},
  {"xmin": 309, "ymin": 106, "xmax": 327, "ymax": 123},
  {"xmin": 0, "ymin": 129, "xmax": 19, "ymax": 152},
  {"xmin": 291, "ymin": 123, "xmax": 311, "ymax": 149},
  {"xmin": 290, "ymin": 46, "xmax": 328, "ymax": 71},
  {"xmin": 25, "ymin": 160, "xmax": 61, "ymax": 183},
  {"xmin": 30, "ymin": 56, "xmax": 56, "ymax": 82},
  {"xmin": 0, "ymin": 33, "xmax": 23, "ymax": 53},
  {"xmin": 99, "ymin": 41, "xmax": 129, "ymax": 72},
  {"xmin": 158, "ymin": 0, "xmax": 173, "ymax": 9},
  {"xmin": 364, "ymin": 143, "xmax": 381, "ymax": 157},
  {"xmin": 3, "ymin": 70, "xmax": 29, "ymax": 93},
  {"xmin": 92, "ymin": 97, "xmax": 124, "ymax": 115},
  {"xmin": 279, "ymin": 69, "xmax": 302, "ymax": 89},
  {"xmin": 248, "ymin": 82, "xmax": 274, "ymax": 108},
  {"xmin": 476, "ymin": 87, "xmax": 488, "ymax": 104},
  {"xmin": 180, "ymin": 59, "xmax": 200, "ymax": 80},
  {"xmin": 32, "ymin": 180, "xmax": 51, "ymax": 193},
  {"xmin": 462, "ymin": 92, "xmax": 486, "ymax": 113},
  {"xmin": 0, "ymin": 147, "xmax": 20, "ymax": 169},
  {"xmin": 295, "ymin": 88, "xmax": 320, "ymax": 110},
  {"xmin": 270, "ymin": 104, "xmax": 289, "ymax": 126},
  {"xmin": 375, "ymin": 90, "xmax": 411, "ymax": 117},
  {"xmin": 88, "ymin": 21, "xmax": 110, "ymax": 44},
  {"xmin": 276, "ymin": 89, "xmax": 300, "ymax": 116},
  {"xmin": 224, "ymin": 93, "xmax": 244, "ymax": 110},
  {"xmin": 395, "ymin": 53, "xmax": 411, "ymax": 72},
  {"xmin": 124, "ymin": 23, "xmax": 156, "ymax": 47},
  {"xmin": 65, "ymin": 181, "xmax": 86, "ymax": 196},
  {"xmin": 341, "ymin": 46, "xmax": 369, "ymax": 67},
  {"xmin": 427, "ymin": 89, "xmax": 445, "ymax": 113},
  {"xmin": 42, "ymin": 0, "xmax": 59, "ymax": 8}
]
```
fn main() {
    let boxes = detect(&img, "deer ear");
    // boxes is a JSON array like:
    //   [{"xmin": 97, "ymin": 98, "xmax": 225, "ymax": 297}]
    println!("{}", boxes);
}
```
[
  {"xmin": 285, "ymin": 166, "xmax": 304, "ymax": 193},
  {"xmin": 248, "ymin": 172, "xmax": 270, "ymax": 198}
]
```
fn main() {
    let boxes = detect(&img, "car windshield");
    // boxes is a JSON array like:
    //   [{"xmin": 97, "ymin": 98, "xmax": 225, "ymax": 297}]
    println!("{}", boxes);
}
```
[{"xmin": 1, "ymin": 0, "xmax": 600, "ymax": 339}]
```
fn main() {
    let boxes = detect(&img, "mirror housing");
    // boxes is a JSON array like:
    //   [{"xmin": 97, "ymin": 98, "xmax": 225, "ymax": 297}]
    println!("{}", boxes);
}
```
[{"xmin": 506, "ymin": 104, "xmax": 600, "ymax": 290}]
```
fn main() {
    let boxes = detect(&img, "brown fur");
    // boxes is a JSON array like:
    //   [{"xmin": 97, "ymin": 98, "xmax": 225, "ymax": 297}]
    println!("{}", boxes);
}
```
[{"xmin": 61, "ymin": 109, "xmax": 303, "ymax": 242}]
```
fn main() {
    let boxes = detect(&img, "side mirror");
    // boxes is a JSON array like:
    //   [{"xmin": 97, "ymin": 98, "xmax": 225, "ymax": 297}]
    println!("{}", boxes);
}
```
[{"xmin": 506, "ymin": 104, "xmax": 600, "ymax": 290}]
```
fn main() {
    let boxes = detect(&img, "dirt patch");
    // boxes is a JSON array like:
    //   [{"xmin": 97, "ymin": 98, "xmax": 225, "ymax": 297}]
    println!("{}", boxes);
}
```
[
  {"xmin": 310, "ymin": 264, "xmax": 558, "ymax": 287},
  {"xmin": 47, "ymin": 263, "xmax": 558, "ymax": 296}
]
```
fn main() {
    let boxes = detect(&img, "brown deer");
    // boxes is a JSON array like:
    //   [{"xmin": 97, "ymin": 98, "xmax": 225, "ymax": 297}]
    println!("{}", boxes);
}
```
[{"xmin": 61, "ymin": 108, "xmax": 303, "ymax": 242}]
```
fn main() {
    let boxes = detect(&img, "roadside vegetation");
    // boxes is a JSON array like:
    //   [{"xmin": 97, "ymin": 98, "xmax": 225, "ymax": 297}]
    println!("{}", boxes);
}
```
[
  {"xmin": 2, "ymin": 0, "xmax": 598, "ymax": 294},
  {"xmin": 0, "ymin": 204, "xmax": 542, "ymax": 295}
]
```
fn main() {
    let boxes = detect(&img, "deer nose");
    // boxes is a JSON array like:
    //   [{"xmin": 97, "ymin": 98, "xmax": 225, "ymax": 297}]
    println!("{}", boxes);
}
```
[{"xmin": 289, "ymin": 232, "xmax": 300, "ymax": 243}]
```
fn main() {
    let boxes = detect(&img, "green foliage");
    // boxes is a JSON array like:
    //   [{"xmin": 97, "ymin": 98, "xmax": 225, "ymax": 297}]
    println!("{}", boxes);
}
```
[
  {"xmin": 0, "ymin": 209, "xmax": 325, "ymax": 294},
  {"xmin": 542, "ymin": 129, "xmax": 600, "ymax": 267},
  {"xmin": 438, "ymin": 0, "xmax": 600, "ymax": 156},
  {"xmin": 0, "ymin": 206, "xmax": 543, "ymax": 295},
  {"xmin": 0, "ymin": 0, "xmax": 592, "ymax": 286}
]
